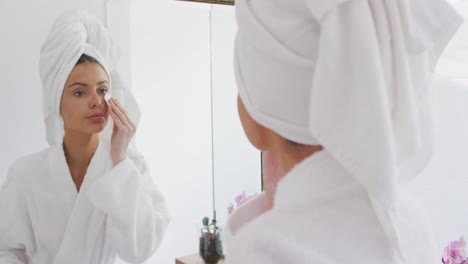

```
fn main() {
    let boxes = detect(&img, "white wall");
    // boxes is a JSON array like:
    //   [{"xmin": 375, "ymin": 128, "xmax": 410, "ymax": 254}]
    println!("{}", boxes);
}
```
[
  {"xmin": 130, "ymin": 1, "xmax": 214, "ymax": 263},
  {"xmin": 411, "ymin": 79, "xmax": 468, "ymax": 250},
  {"xmin": 410, "ymin": 0, "xmax": 468, "ymax": 250}
]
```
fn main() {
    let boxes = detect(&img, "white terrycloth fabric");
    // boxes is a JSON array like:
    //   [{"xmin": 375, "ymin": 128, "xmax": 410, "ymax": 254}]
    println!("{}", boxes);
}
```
[
  {"xmin": 39, "ymin": 9, "xmax": 140, "ymax": 154},
  {"xmin": 224, "ymin": 150, "xmax": 437, "ymax": 264},
  {"xmin": 234, "ymin": 0, "xmax": 463, "ymax": 261},
  {"xmin": 0, "ymin": 141, "xmax": 170, "ymax": 263}
]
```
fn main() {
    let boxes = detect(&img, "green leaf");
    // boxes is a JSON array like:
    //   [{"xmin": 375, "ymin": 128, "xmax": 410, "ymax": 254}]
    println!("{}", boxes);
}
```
[{"xmin": 202, "ymin": 216, "xmax": 210, "ymax": 227}]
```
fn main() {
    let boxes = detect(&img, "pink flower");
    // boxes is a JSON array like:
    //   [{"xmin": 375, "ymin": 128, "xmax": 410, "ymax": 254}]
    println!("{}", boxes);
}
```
[
  {"xmin": 234, "ymin": 192, "xmax": 256, "ymax": 207},
  {"xmin": 227, "ymin": 204, "xmax": 234, "ymax": 214},
  {"xmin": 442, "ymin": 236, "xmax": 467, "ymax": 264},
  {"xmin": 227, "ymin": 192, "xmax": 257, "ymax": 214}
]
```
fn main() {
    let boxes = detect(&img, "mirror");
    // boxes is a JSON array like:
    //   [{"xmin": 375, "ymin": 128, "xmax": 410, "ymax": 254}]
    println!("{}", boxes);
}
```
[{"xmin": 177, "ymin": 0, "xmax": 234, "ymax": 5}]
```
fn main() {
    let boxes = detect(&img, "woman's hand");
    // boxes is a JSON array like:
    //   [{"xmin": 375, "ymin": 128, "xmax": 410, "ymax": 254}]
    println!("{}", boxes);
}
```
[{"xmin": 108, "ymin": 97, "xmax": 136, "ymax": 166}]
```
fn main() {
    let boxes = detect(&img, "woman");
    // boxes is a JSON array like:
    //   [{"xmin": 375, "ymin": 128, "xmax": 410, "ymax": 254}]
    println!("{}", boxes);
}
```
[
  {"xmin": 0, "ymin": 10, "xmax": 169, "ymax": 263},
  {"xmin": 225, "ymin": 0, "xmax": 463, "ymax": 263}
]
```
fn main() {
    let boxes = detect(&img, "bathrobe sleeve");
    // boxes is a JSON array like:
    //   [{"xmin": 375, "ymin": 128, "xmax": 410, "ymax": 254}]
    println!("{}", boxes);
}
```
[
  {"xmin": 85, "ymin": 155, "xmax": 170, "ymax": 263},
  {"xmin": 0, "ymin": 162, "xmax": 32, "ymax": 263}
]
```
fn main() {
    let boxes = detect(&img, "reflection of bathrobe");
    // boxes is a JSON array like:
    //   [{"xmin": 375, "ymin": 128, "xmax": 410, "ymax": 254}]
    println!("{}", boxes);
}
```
[
  {"xmin": 224, "ymin": 150, "xmax": 436, "ymax": 264},
  {"xmin": 0, "ymin": 141, "xmax": 170, "ymax": 264}
]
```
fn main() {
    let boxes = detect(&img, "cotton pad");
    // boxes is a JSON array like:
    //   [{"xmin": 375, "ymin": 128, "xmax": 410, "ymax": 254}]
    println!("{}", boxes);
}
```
[{"xmin": 105, "ymin": 93, "xmax": 112, "ymax": 104}]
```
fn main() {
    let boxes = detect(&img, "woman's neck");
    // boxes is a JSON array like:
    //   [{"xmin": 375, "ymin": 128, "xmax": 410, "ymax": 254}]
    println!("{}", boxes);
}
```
[
  {"xmin": 263, "ymin": 137, "xmax": 323, "ymax": 211},
  {"xmin": 278, "ymin": 144, "xmax": 323, "ymax": 174},
  {"xmin": 63, "ymin": 130, "xmax": 99, "ymax": 169}
]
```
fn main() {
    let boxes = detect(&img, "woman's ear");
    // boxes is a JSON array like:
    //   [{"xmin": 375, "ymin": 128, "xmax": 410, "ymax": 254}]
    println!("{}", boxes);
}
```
[{"xmin": 237, "ymin": 95, "xmax": 275, "ymax": 151}]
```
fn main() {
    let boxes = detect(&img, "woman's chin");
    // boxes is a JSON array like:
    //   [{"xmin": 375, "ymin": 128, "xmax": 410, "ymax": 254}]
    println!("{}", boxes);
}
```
[{"xmin": 86, "ymin": 123, "xmax": 107, "ymax": 134}]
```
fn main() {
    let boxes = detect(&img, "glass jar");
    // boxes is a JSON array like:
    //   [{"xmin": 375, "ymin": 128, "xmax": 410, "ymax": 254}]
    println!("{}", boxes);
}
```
[{"xmin": 199, "ymin": 226, "xmax": 223, "ymax": 263}]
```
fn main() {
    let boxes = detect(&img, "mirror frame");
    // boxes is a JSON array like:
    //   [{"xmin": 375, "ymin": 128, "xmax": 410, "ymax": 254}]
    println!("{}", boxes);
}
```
[{"xmin": 176, "ymin": 0, "xmax": 234, "ymax": 6}]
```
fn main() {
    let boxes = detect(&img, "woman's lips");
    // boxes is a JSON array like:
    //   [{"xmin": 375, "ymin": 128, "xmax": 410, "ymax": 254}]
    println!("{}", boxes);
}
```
[{"xmin": 88, "ymin": 113, "xmax": 105, "ymax": 122}]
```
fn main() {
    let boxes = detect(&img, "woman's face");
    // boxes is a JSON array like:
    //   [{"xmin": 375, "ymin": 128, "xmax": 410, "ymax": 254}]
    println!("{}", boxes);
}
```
[{"xmin": 61, "ymin": 62, "xmax": 110, "ymax": 136}]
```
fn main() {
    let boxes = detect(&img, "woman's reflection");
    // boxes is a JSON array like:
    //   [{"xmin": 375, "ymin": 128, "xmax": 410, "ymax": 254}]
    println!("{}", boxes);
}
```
[{"xmin": 0, "ymin": 9, "xmax": 169, "ymax": 263}]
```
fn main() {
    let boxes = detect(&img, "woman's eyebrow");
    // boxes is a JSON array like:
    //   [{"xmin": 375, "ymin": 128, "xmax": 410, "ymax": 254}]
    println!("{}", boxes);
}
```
[
  {"xmin": 67, "ymin": 82, "xmax": 88, "ymax": 88},
  {"xmin": 67, "ymin": 80, "xmax": 108, "ymax": 88}
]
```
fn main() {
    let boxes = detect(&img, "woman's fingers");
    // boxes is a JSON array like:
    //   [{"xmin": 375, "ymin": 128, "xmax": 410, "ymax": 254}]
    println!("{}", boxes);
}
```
[
  {"xmin": 107, "ymin": 98, "xmax": 137, "ymax": 166},
  {"xmin": 109, "ymin": 99, "xmax": 131, "ymax": 132},
  {"xmin": 109, "ymin": 103, "xmax": 126, "ymax": 131},
  {"xmin": 112, "ymin": 98, "xmax": 136, "ymax": 132}
]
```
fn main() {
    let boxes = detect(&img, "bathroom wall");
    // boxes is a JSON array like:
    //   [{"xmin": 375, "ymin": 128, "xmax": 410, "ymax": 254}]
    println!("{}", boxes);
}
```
[{"xmin": 410, "ymin": 1, "xmax": 468, "ymax": 248}]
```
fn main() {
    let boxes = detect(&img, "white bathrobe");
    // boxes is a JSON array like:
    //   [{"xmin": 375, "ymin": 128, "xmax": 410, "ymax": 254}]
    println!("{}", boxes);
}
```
[
  {"xmin": 224, "ymin": 150, "xmax": 436, "ymax": 264},
  {"xmin": 0, "ymin": 141, "xmax": 170, "ymax": 263}
]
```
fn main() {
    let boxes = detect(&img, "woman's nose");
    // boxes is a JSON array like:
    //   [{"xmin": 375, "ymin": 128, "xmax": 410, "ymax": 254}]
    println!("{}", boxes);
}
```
[{"xmin": 89, "ymin": 91, "xmax": 103, "ymax": 108}]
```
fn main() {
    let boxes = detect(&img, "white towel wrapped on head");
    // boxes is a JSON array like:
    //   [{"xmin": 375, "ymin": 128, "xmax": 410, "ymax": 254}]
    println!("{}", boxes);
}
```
[{"xmin": 39, "ymin": 9, "xmax": 140, "ymax": 155}]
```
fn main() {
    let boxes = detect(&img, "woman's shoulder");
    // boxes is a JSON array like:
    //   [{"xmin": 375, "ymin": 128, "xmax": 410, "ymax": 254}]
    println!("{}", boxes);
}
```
[
  {"xmin": 1, "ymin": 147, "xmax": 58, "ymax": 199},
  {"xmin": 232, "ymin": 191, "xmax": 435, "ymax": 264},
  {"xmin": 8, "ymin": 146, "xmax": 59, "ymax": 175},
  {"xmin": 227, "ymin": 217, "xmax": 336, "ymax": 264}
]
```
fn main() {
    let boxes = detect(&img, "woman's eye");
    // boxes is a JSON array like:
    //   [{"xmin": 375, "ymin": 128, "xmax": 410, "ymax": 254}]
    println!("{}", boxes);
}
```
[
  {"xmin": 98, "ymin": 88, "xmax": 109, "ymax": 95},
  {"xmin": 74, "ymin": 91, "xmax": 85, "ymax": 97}
]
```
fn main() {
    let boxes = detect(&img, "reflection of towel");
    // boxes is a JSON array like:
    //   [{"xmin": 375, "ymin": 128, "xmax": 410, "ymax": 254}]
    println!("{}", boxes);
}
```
[
  {"xmin": 39, "ymin": 9, "xmax": 141, "ymax": 155},
  {"xmin": 234, "ymin": 0, "xmax": 463, "ymax": 259}
]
